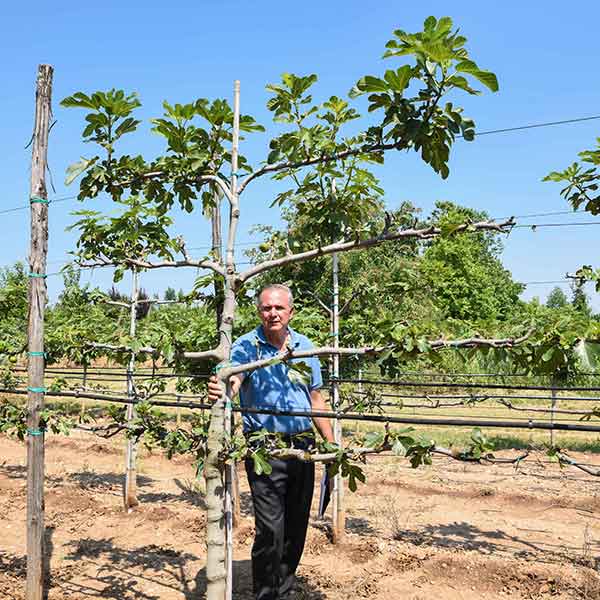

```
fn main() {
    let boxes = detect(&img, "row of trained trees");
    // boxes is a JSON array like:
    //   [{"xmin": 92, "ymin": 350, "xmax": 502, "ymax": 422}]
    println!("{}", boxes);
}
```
[{"xmin": 2, "ymin": 15, "xmax": 600, "ymax": 600}]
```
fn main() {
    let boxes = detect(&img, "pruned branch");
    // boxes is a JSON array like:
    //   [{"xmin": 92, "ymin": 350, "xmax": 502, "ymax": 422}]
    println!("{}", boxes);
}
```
[
  {"xmin": 85, "ymin": 342, "xmax": 157, "ymax": 355},
  {"xmin": 238, "ymin": 218, "xmax": 515, "ymax": 283},
  {"xmin": 219, "ymin": 331, "xmax": 531, "ymax": 380},
  {"xmin": 302, "ymin": 289, "xmax": 332, "ymax": 315},
  {"xmin": 428, "ymin": 328, "xmax": 533, "ymax": 350},
  {"xmin": 267, "ymin": 443, "xmax": 529, "ymax": 466},
  {"xmin": 237, "ymin": 140, "xmax": 402, "ymax": 194},
  {"xmin": 76, "ymin": 423, "xmax": 126, "ymax": 439},
  {"xmin": 497, "ymin": 398, "xmax": 600, "ymax": 417},
  {"xmin": 117, "ymin": 171, "xmax": 234, "ymax": 204},
  {"xmin": 556, "ymin": 451, "xmax": 600, "ymax": 476}
]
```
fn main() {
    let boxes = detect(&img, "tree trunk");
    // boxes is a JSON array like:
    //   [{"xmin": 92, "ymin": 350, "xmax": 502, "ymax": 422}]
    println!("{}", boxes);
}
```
[
  {"xmin": 205, "ymin": 79, "xmax": 241, "ymax": 600},
  {"xmin": 26, "ymin": 63, "xmax": 53, "ymax": 600}
]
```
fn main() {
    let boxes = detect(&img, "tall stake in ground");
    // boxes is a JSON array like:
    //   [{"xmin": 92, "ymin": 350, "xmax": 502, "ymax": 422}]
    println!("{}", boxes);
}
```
[
  {"xmin": 124, "ymin": 269, "xmax": 139, "ymax": 510},
  {"xmin": 330, "ymin": 182, "xmax": 345, "ymax": 541},
  {"xmin": 26, "ymin": 63, "xmax": 53, "ymax": 600}
]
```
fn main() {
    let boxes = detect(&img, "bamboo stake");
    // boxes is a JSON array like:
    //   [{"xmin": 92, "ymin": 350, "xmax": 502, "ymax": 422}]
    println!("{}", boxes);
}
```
[
  {"xmin": 550, "ymin": 380, "xmax": 557, "ymax": 446},
  {"xmin": 331, "ymin": 242, "xmax": 345, "ymax": 543},
  {"xmin": 223, "ymin": 78, "xmax": 240, "ymax": 600},
  {"xmin": 124, "ymin": 269, "xmax": 139, "ymax": 511},
  {"xmin": 80, "ymin": 362, "xmax": 88, "ymax": 415},
  {"xmin": 356, "ymin": 366, "xmax": 363, "ymax": 433},
  {"xmin": 26, "ymin": 63, "xmax": 53, "ymax": 600}
]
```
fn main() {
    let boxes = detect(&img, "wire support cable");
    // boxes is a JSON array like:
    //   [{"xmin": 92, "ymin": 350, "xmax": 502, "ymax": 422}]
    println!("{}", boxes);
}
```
[
  {"xmin": 329, "ymin": 378, "xmax": 600, "ymax": 393},
  {"xmin": 3, "ymin": 387, "xmax": 600, "ymax": 433}
]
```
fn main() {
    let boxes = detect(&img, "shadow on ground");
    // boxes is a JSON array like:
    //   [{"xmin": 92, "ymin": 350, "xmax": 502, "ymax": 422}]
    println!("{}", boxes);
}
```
[{"xmin": 398, "ymin": 520, "xmax": 600, "ymax": 568}]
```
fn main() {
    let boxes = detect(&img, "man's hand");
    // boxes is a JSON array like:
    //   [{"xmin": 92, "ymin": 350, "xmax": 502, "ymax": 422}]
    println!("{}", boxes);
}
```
[
  {"xmin": 207, "ymin": 375, "xmax": 224, "ymax": 403},
  {"xmin": 207, "ymin": 374, "xmax": 243, "ymax": 403}
]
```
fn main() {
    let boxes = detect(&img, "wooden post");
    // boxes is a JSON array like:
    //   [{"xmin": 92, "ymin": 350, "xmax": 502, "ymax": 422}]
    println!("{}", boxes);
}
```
[
  {"xmin": 124, "ymin": 269, "xmax": 139, "ymax": 511},
  {"xmin": 26, "ymin": 63, "xmax": 53, "ymax": 600}
]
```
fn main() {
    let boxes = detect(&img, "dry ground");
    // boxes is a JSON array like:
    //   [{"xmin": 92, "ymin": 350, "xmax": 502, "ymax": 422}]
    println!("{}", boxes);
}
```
[{"xmin": 2, "ymin": 431, "xmax": 600, "ymax": 599}]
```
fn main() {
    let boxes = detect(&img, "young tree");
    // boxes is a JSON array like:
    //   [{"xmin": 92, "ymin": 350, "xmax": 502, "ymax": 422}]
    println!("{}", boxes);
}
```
[{"xmin": 61, "ymin": 16, "xmax": 525, "ymax": 598}]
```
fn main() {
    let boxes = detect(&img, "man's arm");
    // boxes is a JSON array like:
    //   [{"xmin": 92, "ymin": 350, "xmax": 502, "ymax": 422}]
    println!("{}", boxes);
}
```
[{"xmin": 310, "ymin": 389, "xmax": 335, "ymax": 443}]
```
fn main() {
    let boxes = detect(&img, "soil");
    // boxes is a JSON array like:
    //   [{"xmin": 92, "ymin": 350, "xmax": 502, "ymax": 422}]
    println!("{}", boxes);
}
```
[{"xmin": 2, "ymin": 432, "xmax": 600, "ymax": 599}]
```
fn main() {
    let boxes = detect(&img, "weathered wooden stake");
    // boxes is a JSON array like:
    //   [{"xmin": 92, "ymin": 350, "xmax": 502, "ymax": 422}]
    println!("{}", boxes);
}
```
[
  {"xmin": 26, "ymin": 63, "xmax": 53, "ymax": 600},
  {"xmin": 124, "ymin": 269, "xmax": 139, "ymax": 511}
]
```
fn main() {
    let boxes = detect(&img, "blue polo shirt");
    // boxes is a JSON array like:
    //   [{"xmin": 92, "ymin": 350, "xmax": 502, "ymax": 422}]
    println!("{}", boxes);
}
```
[{"xmin": 230, "ymin": 325, "xmax": 323, "ymax": 434}]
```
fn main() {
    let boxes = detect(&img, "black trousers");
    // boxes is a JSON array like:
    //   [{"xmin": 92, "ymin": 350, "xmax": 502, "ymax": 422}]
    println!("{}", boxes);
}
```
[{"xmin": 244, "ymin": 436, "xmax": 315, "ymax": 600}]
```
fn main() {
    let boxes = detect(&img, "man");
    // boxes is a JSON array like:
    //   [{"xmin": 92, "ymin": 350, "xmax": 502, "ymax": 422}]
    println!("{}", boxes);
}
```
[{"xmin": 208, "ymin": 283, "xmax": 335, "ymax": 600}]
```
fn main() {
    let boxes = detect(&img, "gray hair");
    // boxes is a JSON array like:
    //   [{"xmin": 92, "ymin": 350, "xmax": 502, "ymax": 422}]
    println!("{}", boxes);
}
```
[{"xmin": 256, "ymin": 284, "xmax": 294, "ymax": 309}]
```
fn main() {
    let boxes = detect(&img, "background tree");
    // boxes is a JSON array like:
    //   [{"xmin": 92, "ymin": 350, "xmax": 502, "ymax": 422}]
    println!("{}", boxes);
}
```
[
  {"xmin": 546, "ymin": 286, "xmax": 568, "ymax": 309},
  {"xmin": 419, "ymin": 201, "xmax": 524, "ymax": 321}
]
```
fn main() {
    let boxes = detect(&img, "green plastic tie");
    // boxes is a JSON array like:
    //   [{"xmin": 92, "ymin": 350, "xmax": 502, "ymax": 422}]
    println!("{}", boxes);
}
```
[
  {"xmin": 328, "ymin": 332, "xmax": 339, "ymax": 337},
  {"xmin": 27, "ymin": 386, "xmax": 46, "ymax": 393},
  {"xmin": 30, "ymin": 196, "xmax": 50, "ymax": 204},
  {"xmin": 231, "ymin": 171, "xmax": 245, "ymax": 178},
  {"xmin": 28, "ymin": 273, "xmax": 47, "ymax": 279},
  {"xmin": 28, "ymin": 351, "xmax": 47, "ymax": 357},
  {"xmin": 27, "ymin": 429, "xmax": 44, "ymax": 436}
]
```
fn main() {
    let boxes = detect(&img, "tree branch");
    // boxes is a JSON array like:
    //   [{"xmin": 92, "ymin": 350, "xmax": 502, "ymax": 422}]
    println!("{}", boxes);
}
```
[
  {"xmin": 556, "ymin": 451, "xmax": 600, "ymax": 476},
  {"xmin": 85, "ymin": 342, "xmax": 157, "ymax": 355},
  {"xmin": 266, "ymin": 444, "xmax": 529, "ymax": 466},
  {"xmin": 117, "ymin": 171, "xmax": 234, "ymax": 204},
  {"xmin": 238, "ymin": 140, "xmax": 400, "ymax": 194},
  {"xmin": 219, "ymin": 331, "xmax": 530, "ymax": 380},
  {"xmin": 78, "ymin": 255, "xmax": 224, "ymax": 276},
  {"xmin": 238, "ymin": 218, "xmax": 515, "ymax": 283}
]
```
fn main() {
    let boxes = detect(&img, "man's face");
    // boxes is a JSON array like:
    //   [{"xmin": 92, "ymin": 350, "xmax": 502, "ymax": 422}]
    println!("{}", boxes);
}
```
[{"xmin": 258, "ymin": 288, "xmax": 294, "ymax": 336}]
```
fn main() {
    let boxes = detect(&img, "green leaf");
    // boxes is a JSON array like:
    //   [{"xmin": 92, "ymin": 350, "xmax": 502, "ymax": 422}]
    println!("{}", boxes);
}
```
[
  {"xmin": 455, "ymin": 60, "xmax": 499, "ymax": 92},
  {"xmin": 65, "ymin": 157, "xmax": 98, "ymax": 185}
]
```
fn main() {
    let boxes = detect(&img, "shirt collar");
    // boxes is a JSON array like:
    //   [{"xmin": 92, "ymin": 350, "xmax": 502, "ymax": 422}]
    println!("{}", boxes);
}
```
[{"xmin": 255, "ymin": 325, "xmax": 300, "ymax": 349}]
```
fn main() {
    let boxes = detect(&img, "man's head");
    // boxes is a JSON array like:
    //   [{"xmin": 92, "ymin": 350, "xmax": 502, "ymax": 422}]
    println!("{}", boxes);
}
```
[{"xmin": 256, "ymin": 284, "xmax": 294, "ymax": 337}]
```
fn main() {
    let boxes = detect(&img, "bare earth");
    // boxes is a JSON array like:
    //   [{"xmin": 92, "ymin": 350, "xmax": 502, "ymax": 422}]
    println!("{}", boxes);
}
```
[{"xmin": 2, "ymin": 432, "xmax": 600, "ymax": 599}]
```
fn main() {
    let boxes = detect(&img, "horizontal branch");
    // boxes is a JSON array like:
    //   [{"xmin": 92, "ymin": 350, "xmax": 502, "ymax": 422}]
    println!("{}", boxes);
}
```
[
  {"xmin": 238, "ymin": 218, "xmax": 515, "ymax": 283},
  {"xmin": 497, "ymin": 398, "xmax": 600, "ymax": 417},
  {"xmin": 118, "ymin": 171, "xmax": 234, "ymax": 204},
  {"xmin": 85, "ymin": 342, "xmax": 157, "ymax": 355},
  {"xmin": 556, "ymin": 451, "xmax": 600, "ymax": 476},
  {"xmin": 428, "ymin": 328, "xmax": 533, "ymax": 350},
  {"xmin": 268, "ymin": 443, "xmax": 529, "ymax": 466},
  {"xmin": 238, "ymin": 140, "xmax": 399, "ymax": 194},
  {"xmin": 79, "ymin": 255, "xmax": 224, "ymax": 277},
  {"xmin": 220, "ymin": 333, "xmax": 530, "ymax": 381},
  {"xmin": 85, "ymin": 341, "xmax": 223, "ymax": 363}
]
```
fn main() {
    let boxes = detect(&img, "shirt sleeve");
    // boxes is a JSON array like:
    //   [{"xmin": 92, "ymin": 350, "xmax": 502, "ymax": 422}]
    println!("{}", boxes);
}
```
[
  {"xmin": 230, "ymin": 337, "xmax": 254, "ymax": 367},
  {"xmin": 310, "ymin": 354, "xmax": 323, "ymax": 390}
]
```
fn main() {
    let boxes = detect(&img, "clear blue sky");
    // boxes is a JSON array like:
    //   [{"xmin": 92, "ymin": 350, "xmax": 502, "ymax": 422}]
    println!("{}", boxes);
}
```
[{"xmin": 2, "ymin": 1, "xmax": 600, "ymax": 307}]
